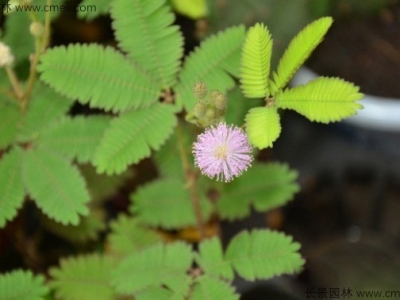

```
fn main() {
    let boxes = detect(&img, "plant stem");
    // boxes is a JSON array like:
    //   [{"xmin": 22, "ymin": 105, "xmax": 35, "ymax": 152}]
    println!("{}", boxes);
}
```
[
  {"xmin": 5, "ymin": 66, "xmax": 24, "ymax": 101},
  {"xmin": 175, "ymin": 122, "xmax": 206, "ymax": 239}
]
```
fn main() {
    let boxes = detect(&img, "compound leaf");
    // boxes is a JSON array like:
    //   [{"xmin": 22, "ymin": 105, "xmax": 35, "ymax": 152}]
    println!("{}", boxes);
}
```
[
  {"xmin": 171, "ymin": 0, "xmax": 207, "ymax": 19},
  {"xmin": 130, "ymin": 179, "xmax": 212, "ymax": 230},
  {"xmin": 275, "ymin": 77, "xmax": 363, "ymax": 123},
  {"xmin": 175, "ymin": 26, "xmax": 245, "ymax": 110},
  {"xmin": 191, "ymin": 277, "xmax": 239, "ymax": 300},
  {"xmin": 22, "ymin": 148, "xmax": 90, "ymax": 225},
  {"xmin": 111, "ymin": 0, "xmax": 183, "ymax": 88},
  {"xmin": 0, "ymin": 101, "xmax": 19, "ymax": 150},
  {"xmin": 38, "ymin": 44, "xmax": 160, "ymax": 112},
  {"xmin": 270, "ymin": 17, "xmax": 333, "ymax": 94},
  {"xmin": 240, "ymin": 23, "xmax": 272, "ymax": 98},
  {"xmin": 245, "ymin": 106, "xmax": 281, "ymax": 149},
  {"xmin": 217, "ymin": 163, "xmax": 299, "ymax": 221},
  {"xmin": 37, "ymin": 116, "xmax": 110, "ymax": 163},
  {"xmin": 0, "ymin": 148, "xmax": 25, "ymax": 228},
  {"xmin": 50, "ymin": 254, "xmax": 117, "ymax": 300},
  {"xmin": 111, "ymin": 242, "xmax": 192, "ymax": 294},
  {"xmin": 94, "ymin": 103, "xmax": 177, "ymax": 174},
  {"xmin": 0, "ymin": 270, "xmax": 48, "ymax": 300},
  {"xmin": 225, "ymin": 229, "xmax": 304, "ymax": 281}
]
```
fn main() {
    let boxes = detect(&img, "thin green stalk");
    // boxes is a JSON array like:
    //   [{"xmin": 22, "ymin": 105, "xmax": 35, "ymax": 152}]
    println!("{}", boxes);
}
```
[{"xmin": 5, "ymin": 66, "xmax": 24, "ymax": 101}]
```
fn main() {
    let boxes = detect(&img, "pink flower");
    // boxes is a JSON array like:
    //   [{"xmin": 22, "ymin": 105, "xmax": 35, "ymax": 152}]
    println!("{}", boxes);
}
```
[{"xmin": 193, "ymin": 123, "xmax": 253, "ymax": 182}]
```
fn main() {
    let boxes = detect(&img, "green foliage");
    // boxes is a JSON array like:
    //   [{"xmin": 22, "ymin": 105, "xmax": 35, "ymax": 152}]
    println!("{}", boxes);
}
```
[
  {"xmin": 0, "ymin": 101, "xmax": 19, "ymax": 150},
  {"xmin": 111, "ymin": 242, "xmax": 192, "ymax": 295},
  {"xmin": 170, "ymin": 0, "xmax": 207, "ymax": 19},
  {"xmin": 38, "ymin": 44, "xmax": 160, "ymax": 112},
  {"xmin": 0, "ymin": 149, "xmax": 24, "ymax": 227},
  {"xmin": 37, "ymin": 116, "xmax": 110, "ymax": 163},
  {"xmin": 107, "ymin": 214, "xmax": 161, "ymax": 257},
  {"xmin": 78, "ymin": 0, "xmax": 110, "ymax": 20},
  {"xmin": 50, "ymin": 254, "xmax": 117, "ymax": 300},
  {"xmin": 225, "ymin": 230, "xmax": 304, "ymax": 280},
  {"xmin": 191, "ymin": 277, "xmax": 239, "ymax": 300},
  {"xmin": 0, "ymin": 270, "xmax": 48, "ymax": 300},
  {"xmin": 270, "ymin": 17, "xmax": 333, "ymax": 94},
  {"xmin": 276, "ymin": 77, "xmax": 364, "ymax": 123},
  {"xmin": 111, "ymin": 0, "xmax": 183, "ymax": 88},
  {"xmin": 245, "ymin": 106, "xmax": 281, "ymax": 149},
  {"xmin": 94, "ymin": 103, "xmax": 177, "ymax": 174},
  {"xmin": 217, "ymin": 163, "xmax": 299, "ymax": 220},
  {"xmin": 22, "ymin": 148, "xmax": 90, "ymax": 225},
  {"xmin": 175, "ymin": 26, "xmax": 245, "ymax": 110},
  {"xmin": 240, "ymin": 23, "xmax": 272, "ymax": 98},
  {"xmin": 130, "ymin": 179, "xmax": 212, "ymax": 229}
]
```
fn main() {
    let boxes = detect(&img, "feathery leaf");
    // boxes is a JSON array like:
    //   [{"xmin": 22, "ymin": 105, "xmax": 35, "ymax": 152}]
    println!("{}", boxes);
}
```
[
  {"xmin": 171, "ymin": 0, "xmax": 207, "ymax": 19},
  {"xmin": 50, "ymin": 254, "xmax": 117, "ymax": 300},
  {"xmin": 240, "ymin": 23, "xmax": 272, "ymax": 98},
  {"xmin": 38, "ymin": 44, "xmax": 160, "ymax": 112},
  {"xmin": 134, "ymin": 287, "xmax": 182, "ymax": 300},
  {"xmin": 245, "ymin": 106, "xmax": 281, "ymax": 149},
  {"xmin": 111, "ymin": 0, "xmax": 183, "ymax": 88},
  {"xmin": 22, "ymin": 148, "xmax": 90, "ymax": 225},
  {"xmin": 225, "ymin": 229, "xmax": 304, "ymax": 281},
  {"xmin": 111, "ymin": 242, "xmax": 192, "ymax": 294},
  {"xmin": 0, "ymin": 270, "xmax": 48, "ymax": 300},
  {"xmin": 270, "ymin": 17, "xmax": 333, "ymax": 94},
  {"xmin": 78, "ymin": 0, "xmax": 110, "ymax": 20},
  {"xmin": 196, "ymin": 237, "xmax": 234, "ymax": 280},
  {"xmin": 0, "ymin": 149, "xmax": 25, "ymax": 228},
  {"xmin": 37, "ymin": 116, "xmax": 110, "ymax": 163},
  {"xmin": 0, "ymin": 101, "xmax": 19, "ymax": 151},
  {"xmin": 175, "ymin": 26, "xmax": 245, "ymax": 110},
  {"xmin": 191, "ymin": 277, "xmax": 239, "ymax": 300},
  {"xmin": 130, "ymin": 179, "xmax": 212, "ymax": 229},
  {"xmin": 276, "ymin": 77, "xmax": 363, "ymax": 123},
  {"xmin": 94, "ymin": 103, "xmax": 177, "ymax": 174},
  {"xmin": 217, "ymin": 163, "xmax": 299, "ymax": 221}
]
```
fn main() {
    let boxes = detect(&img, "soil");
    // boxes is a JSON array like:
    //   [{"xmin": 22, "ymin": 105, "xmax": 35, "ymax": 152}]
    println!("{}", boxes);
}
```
[{"xmin": 307, "ymin": 4, "xmax": 400, "ymax": 98}]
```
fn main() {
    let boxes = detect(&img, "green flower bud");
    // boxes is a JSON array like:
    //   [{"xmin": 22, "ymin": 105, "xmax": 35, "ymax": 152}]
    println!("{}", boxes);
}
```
[
  {"xmin": 193, "ymin": 82, "xmax": 208, "ymax": 100},
  {"xmin": 214, "ymin": 92, "xmax": 227, "ymax": 111},
  {"xmin": 30, "ymin": 22, "xmax": 44, "ymax": 37},
  {"xmin": 205, "ymin": 107, "xmax": 216, "ymax": 119},
  {"xmin": 194, "ymin": 101, "xmax": 207, "ymax": 118}
]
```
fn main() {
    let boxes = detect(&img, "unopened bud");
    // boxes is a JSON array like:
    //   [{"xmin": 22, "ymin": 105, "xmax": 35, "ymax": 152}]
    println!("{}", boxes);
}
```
[
  {"xmin": 194, "ymin": 101, "xmax": 207, "ymax": 118},
  {"xmin": 205, "ymin": 107, "xmax": 216, "ymax": 119},
  {"xmin": 214, "ymin": 92, "xmax": 227, "ymax": 110},
  {"xmin": 30, "ymin": 22, "xmax": 44, "ymax": 37},
  {"xmin": 193, "ymin": 82, "xmax": 208, "ymax": 100},
  {"xmin": 0, "ymin": 42, "xmax": 14, "ymax": 67}
]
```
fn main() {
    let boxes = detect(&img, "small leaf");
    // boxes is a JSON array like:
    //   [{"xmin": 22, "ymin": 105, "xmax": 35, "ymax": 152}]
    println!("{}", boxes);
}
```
[
  {"xmin": 50, "ymin": 254, "xmax": 117, "ymax": 300},
  {"xmin": 0, "ymin": 148, "xmax": 25, "ymax": 227},
  {"xmin": 0, "ymin": 101, "xmax": 19, "ymax": 150},
  {"xmin": 107, "ymin": 214, "xmax": 161, "ymax": 257},
  {"xmin": 217, "ymin": 163, "xmax": 299, "ymax": 221},
  {"xmin": 240, "ymin": 23, "xmax": 273, "ymax": 98},
  {"xmin": 38, "ymin": 44, "xmax": 160, "ymax": 112},
  {"xmin": 0, "ymin": 270, "xmax": 48, "ymax": 300},
  {"xmin": 94, "ymin": 103, "xmax": 177, "ymax": 174},
  {"xmin": 37, "ymin": 116, "xmax": 110, "ymax": 163},
  {"xmin": 111, "ymin": 242, "xmax": 192, "ymax": 294},
  {"xmin": 78, "ymin": 0, "xmax": 110, "ymax": 20},
  {"xmin": 130, "ymin": 179, "xmax": 212, "ymax": 230},
  {"xmin": 135, "ymin": 287, "xmax": 181, "ymax": 300},
  {"xmin": 22, "ymin": 148, "xmax": 90, "ymax": 225},
  {"xmin": 270, "ymin": 17, "xmax": 333, "ymax": 94},
  {"xmin": 191, "ymin": 277, "xmax": 239, "ymax": 300},
  {"xmin": 245, "ymin": 106, "xmax": 281, "ymax": 149},
  {"xmin": 225, "ymin": 229, "xmax": 304, "ymax": 281},
  {"xmin": 196, "ymin": 237, "xmax": 234, "ymax": 280},
  {"xmin": 171, "ymin": 0, "xmax": 207, "ymax": 19},
  {"xmin": 275, "ymin": 77, "xmax": 363, "ymax": 123}
]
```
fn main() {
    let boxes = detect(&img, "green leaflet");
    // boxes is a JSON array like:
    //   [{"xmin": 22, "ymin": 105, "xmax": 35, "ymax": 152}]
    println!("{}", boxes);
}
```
[
  {"xmin": 196, "ymin": 237, "xmax": 234, "ymax": 281},
  {"xmin": 94, "ymin": 103, "xmax": 177, "ymax": 174},
  {"xmin": 245, "ymin": 106, "xmax": 281, "ymax": 149},
  {"xmin": 240, "ymin": 23, "xmax": 272, "ymax": 98},
  {"xmin": 130, "ymin": 179, "xmax": 213, "ymax": 230},
  {"xmin": 134, "ymin": 287, "xmax": 181, "ymax": 300},
  {"xmin": 275, "ymin": 77, "xmax": 364, "ymax": 123},
  {"xmin": 37, "ymin": 116, "xmax": 110, "ymax": 164},
  {"xmin": 22, "ymin": 148, "xmax": 90, "ymax": 225},
  {"xmin": 225, "ymin": 229, "xmax": 304, "ymax": 281},
  {"xmin": 175, "ymin": 25, "xmax": 245, "ymax": 110},
  {"xmin": 270, "ymin": 17, "xmax": 333, "ymax": 94},
  {"xmin": 0, "ymin": 148, "xmax": 25, "ymax": 228},
  {"xmin": 217, "ymin": 163, "xmax": 299, "ymax": 221},
  {"xmin": 171, "ymin": 0, "xmax": 207, "ymax": 19},
  {"xmin": 111, "ymin": 242, "xmax": 192, "ymax": 295},
  {"xmin": 0, "ymin": 100, "xmax": 19, "ymax": 150},
  {"xmin": 78, "ymin": 0, "xmax": 110, "ymax": 20},
  {"xmin": 107, "ymin": 214, "xmax": 161, "ymax": 257},
  {"xmin": 191, "ymin": 277, "xmax": 239, "ymax": 300},
  {"xmin": 50, "ymin": 254, "xmax": 117, "ymax": 300},
  {"xmin": 38, "ymin": 44, "xmax": 160, "ymax": 112},
  {"xmin": 0, "ymin": 270, "xmax": 48, "ymax": 300},
  {"xmin": 111, "ymin": 0, "xmax": 183, "ymax": 88}
]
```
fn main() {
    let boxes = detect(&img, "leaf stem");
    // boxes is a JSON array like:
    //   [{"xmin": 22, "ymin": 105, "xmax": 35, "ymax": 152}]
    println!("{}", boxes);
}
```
[
  {"xmin": 5, "ymin": 65, "xmax": 24, "ymax": 101},
  {"xmin": 175, "ymin": 122, "xmax": 206, "ymax": 239}
]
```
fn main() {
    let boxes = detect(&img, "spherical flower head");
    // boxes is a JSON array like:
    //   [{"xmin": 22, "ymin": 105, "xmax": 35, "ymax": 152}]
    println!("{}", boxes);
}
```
[
  {"xmin": 193, "ymin": 123, "xmax": 253, "ymax": 182},
  {"xmin": 0, "ymin": 43, "xmax": 14, "ymax": 67}
]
